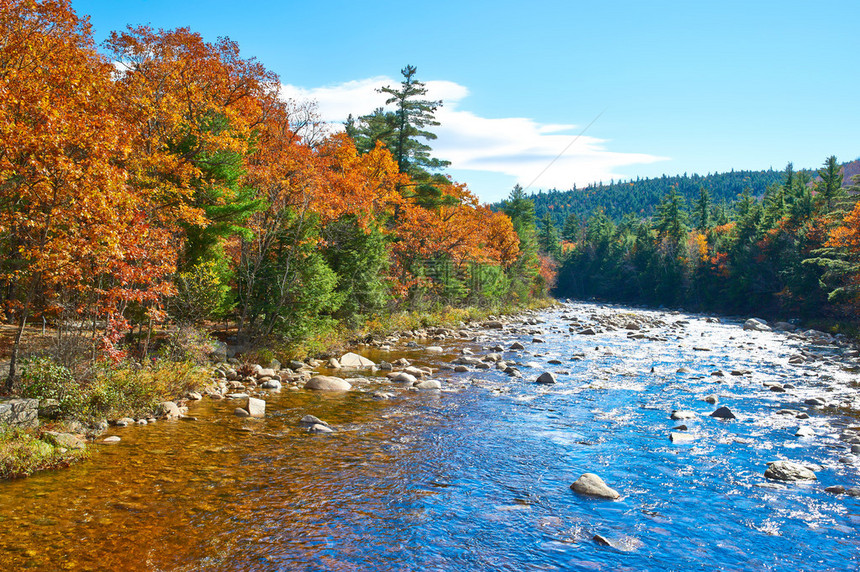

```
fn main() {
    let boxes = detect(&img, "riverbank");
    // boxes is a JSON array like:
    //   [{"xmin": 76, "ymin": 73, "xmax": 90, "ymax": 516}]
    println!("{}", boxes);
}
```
[{"xmin": 0, "ymin": 298, "xmax": 557, "ymax": 480}]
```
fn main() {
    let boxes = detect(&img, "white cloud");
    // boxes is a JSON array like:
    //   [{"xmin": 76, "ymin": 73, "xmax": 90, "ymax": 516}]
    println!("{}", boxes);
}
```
[{"xmin": 281, "ymin": 77, "xmax": 667, "ymax": 200}]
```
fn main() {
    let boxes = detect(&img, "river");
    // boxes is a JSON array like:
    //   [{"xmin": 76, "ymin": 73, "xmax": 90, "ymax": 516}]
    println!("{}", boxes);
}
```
[{"xmin": 1, "ymin": 302, "xmax": 859, "ymax": 571}]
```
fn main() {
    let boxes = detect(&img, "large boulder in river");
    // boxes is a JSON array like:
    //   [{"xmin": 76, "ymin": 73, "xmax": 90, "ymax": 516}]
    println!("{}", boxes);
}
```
[
  {"xmin": 710, "ymin": 406, "xmax": 736, "ymax": 419},
  {"xmin": 570, "ymin": 473, "xmax": 620, "ymax": 500},
  {"xmin": 339, "ymin": 352, "xmax": 375, "ymax": 368},
  {"xmin": 304, "ymin": 376, "xmax": 352, "ymax": 391},
  {"xmin": 743, "ymin": 318, "xmax": 772, "ymax": 332},
  {"xmin": 536, "ymin": 372, "xmax": 557, "ymax": 384},
  {"xmin": 764, "ymin": 460, "xmax": 817, "ymax": 482}
]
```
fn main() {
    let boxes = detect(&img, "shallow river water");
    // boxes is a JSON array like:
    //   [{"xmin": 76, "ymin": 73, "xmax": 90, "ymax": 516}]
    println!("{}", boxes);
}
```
[{"xmin": 1, "ymin": 302, "xmax": 860, "ymax": 571}]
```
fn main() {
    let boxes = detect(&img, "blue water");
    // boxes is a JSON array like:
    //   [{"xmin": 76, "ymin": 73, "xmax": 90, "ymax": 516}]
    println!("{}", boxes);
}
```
[{"xmin": 1, "ymin": 302, "xmax": 859, "ymax": 571}]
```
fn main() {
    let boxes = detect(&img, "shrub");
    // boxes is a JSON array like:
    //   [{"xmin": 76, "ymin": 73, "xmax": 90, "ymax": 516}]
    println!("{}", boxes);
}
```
[
  {"xmin": 157, "ymin": 327, "xmax": 217, "ymax": 365},
  {"xmin": 19, "ymin": 358, "xmax": 87, "ymax": 417},
  {"xmin": 87, "ymin": 360, "xmax": 208, "ymax": 419},
  {"xmin": 0, "ymin": 426, "xmax": 88, "ymax": 479}
]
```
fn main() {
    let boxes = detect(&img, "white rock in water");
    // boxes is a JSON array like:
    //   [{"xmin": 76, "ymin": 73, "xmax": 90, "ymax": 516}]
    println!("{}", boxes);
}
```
[
  {"xmin": 764, "ymin": 460, "xmax": 817, "ymax": 481},
  {"xmin": 247, "ymin": 397, "xmax": 266, "ymax": 418},
  {"xmin": 308, "ymin": 423, "xmax": 334, "ymax": 433},
  {"xmin": 743, "ymin": 318, "xmax": 772, "ymax": 332},
  {"xmin": 671, "ymin": 410, "xmax": 697, "ymax": 420},
  {"xmin": 795, "ymin": 426, "xmax": 815, "ymax": 437},
  {"xmin": 298, "ymin": 414, "xmax": 328, "ymax": 427},
  {"xmin": 304, "ymin": 376, "xmax": 352, "ymax": 391},
  {"xmin": 390, "ymin": 372, "xmax": 417, "ymax": 384},
  {"xmin": 425, "ymin": 346, "xmax": 444, "ymax": 353},
  {"xmin": 570, "ymin": 473, "xmax": 620, "ymax": 499},
  {"xmin": 339, "ymin": 352, "xmax": 375, "ymax": 368},
  {"xmin": 102, "ymin": 436, "xmax": 121, "ymax": 443},
  {"xmin": 670, "ymin": 432, "xmax": 697, "ymax": 444},
  {"xmin": 415, "ymin": 380, "xmax": 442, "ymax": 390}
]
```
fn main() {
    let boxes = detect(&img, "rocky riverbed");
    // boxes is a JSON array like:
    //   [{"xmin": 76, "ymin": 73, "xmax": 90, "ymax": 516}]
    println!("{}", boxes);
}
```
[{"xmin": 1, "ymin": 301, "xmax": 859, "ymax": 571}]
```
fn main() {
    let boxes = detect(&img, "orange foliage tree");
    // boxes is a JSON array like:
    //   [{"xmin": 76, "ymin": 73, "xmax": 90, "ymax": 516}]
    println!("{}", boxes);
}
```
[{"xmin": 0, "ymin": 0, "xmax": 145, "ymax": 385}]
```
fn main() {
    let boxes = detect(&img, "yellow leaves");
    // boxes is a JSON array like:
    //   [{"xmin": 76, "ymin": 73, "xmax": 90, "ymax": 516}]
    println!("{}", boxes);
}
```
[{"xmin": 687, "ymin": 232, "xmax": 709, "ymax": 264}]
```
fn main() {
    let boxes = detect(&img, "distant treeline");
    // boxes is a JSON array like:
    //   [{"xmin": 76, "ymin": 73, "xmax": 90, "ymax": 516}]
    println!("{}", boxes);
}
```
[{"xmin": 524, "ymin": 166, "xmax": 855, "ymax": 227}]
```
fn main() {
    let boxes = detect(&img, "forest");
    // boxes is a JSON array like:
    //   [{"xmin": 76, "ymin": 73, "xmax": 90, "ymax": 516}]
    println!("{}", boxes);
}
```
[
  {"xmin": 0, "ymin": 0, "xmax": 550, "ymax": 402},
  {"xmin": 526, "ymin": 159, "xmax": 860, "ymax": 330},
  {"xmin": 530, "ymin": 168, "xmax": 800, "ymax": 225}
]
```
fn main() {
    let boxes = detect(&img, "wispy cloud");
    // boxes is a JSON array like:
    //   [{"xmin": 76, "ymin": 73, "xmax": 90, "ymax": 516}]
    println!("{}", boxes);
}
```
[{"xmin": 281, "ymin": 77, "xmax": 667, "ymax": 198}]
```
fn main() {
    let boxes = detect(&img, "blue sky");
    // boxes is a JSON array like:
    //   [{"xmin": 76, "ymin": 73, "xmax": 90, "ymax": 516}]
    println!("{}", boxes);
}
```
[{"xmin": 74, "ymin": 0, "xmax": 860, "ymax": 203}]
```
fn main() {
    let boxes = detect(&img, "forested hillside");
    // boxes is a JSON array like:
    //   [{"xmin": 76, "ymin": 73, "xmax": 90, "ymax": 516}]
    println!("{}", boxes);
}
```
[
  {"xmin": 525, "ymin": 161, "xmax": 860, "ymax": 227},
  {"xmin": 521, "ymin": 158, "xmax": 860, "ymax": 329}
]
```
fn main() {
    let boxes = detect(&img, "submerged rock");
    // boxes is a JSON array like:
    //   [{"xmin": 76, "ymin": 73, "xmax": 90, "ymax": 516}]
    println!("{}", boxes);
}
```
[{"xmin": 570, "ymin": 473, "xmax": 620, "ymax": 499}]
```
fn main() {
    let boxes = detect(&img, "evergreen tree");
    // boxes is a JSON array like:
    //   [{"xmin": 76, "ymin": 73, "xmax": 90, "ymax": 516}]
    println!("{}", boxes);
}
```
[
  {"xmin": 653, "ymin": 187, "xmax": 688, "ymax": 244},
  {"xmin": 538, "ymin": 213, "xmax": 561, "ymax": 258},
  {"xmin": 562, "ymin": 212, "xmax": 580, "ymax": 241},
  {"xmin": 816, "ymin": 155, "xmax": 844, "ymax": 212},
  {"xmin": 501, "ymin": 185, "xmax": 541, "ymax": 299},
  {"xmin": 694, "ymin": 187, "xmax": 711, "ymax": 231},
  {"xmin": 348, "ymin": 66, "xmax": 452, "ymax": 208}
]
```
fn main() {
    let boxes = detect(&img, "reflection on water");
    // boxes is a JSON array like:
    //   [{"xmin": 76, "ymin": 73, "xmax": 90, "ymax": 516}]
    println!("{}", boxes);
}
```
[{"xmin": 1, "ymin": 302, "xmax": 859, "ymax": 571}]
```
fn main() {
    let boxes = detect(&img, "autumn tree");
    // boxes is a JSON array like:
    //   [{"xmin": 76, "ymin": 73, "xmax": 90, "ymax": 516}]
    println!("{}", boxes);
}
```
[{"xmin": 0, "ymin": 0, "xmax": 144, "ymax": 387}]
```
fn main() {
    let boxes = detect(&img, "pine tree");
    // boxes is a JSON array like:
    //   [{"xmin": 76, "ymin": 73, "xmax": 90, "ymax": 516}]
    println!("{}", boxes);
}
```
[
  {"xmin": 816, "ymin": 155, "xmax": 844, "ymax": 213},
  {"xmin": 694, "ymin": 187, "xmax": 711, "ymax": 231},
  {"xmin": 538, "ymin": 213, "xmax": 561, "ymax": 258},
  {"xmin": 653, "ymin": 187, "xmax": 688, "ymax": 244}
]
